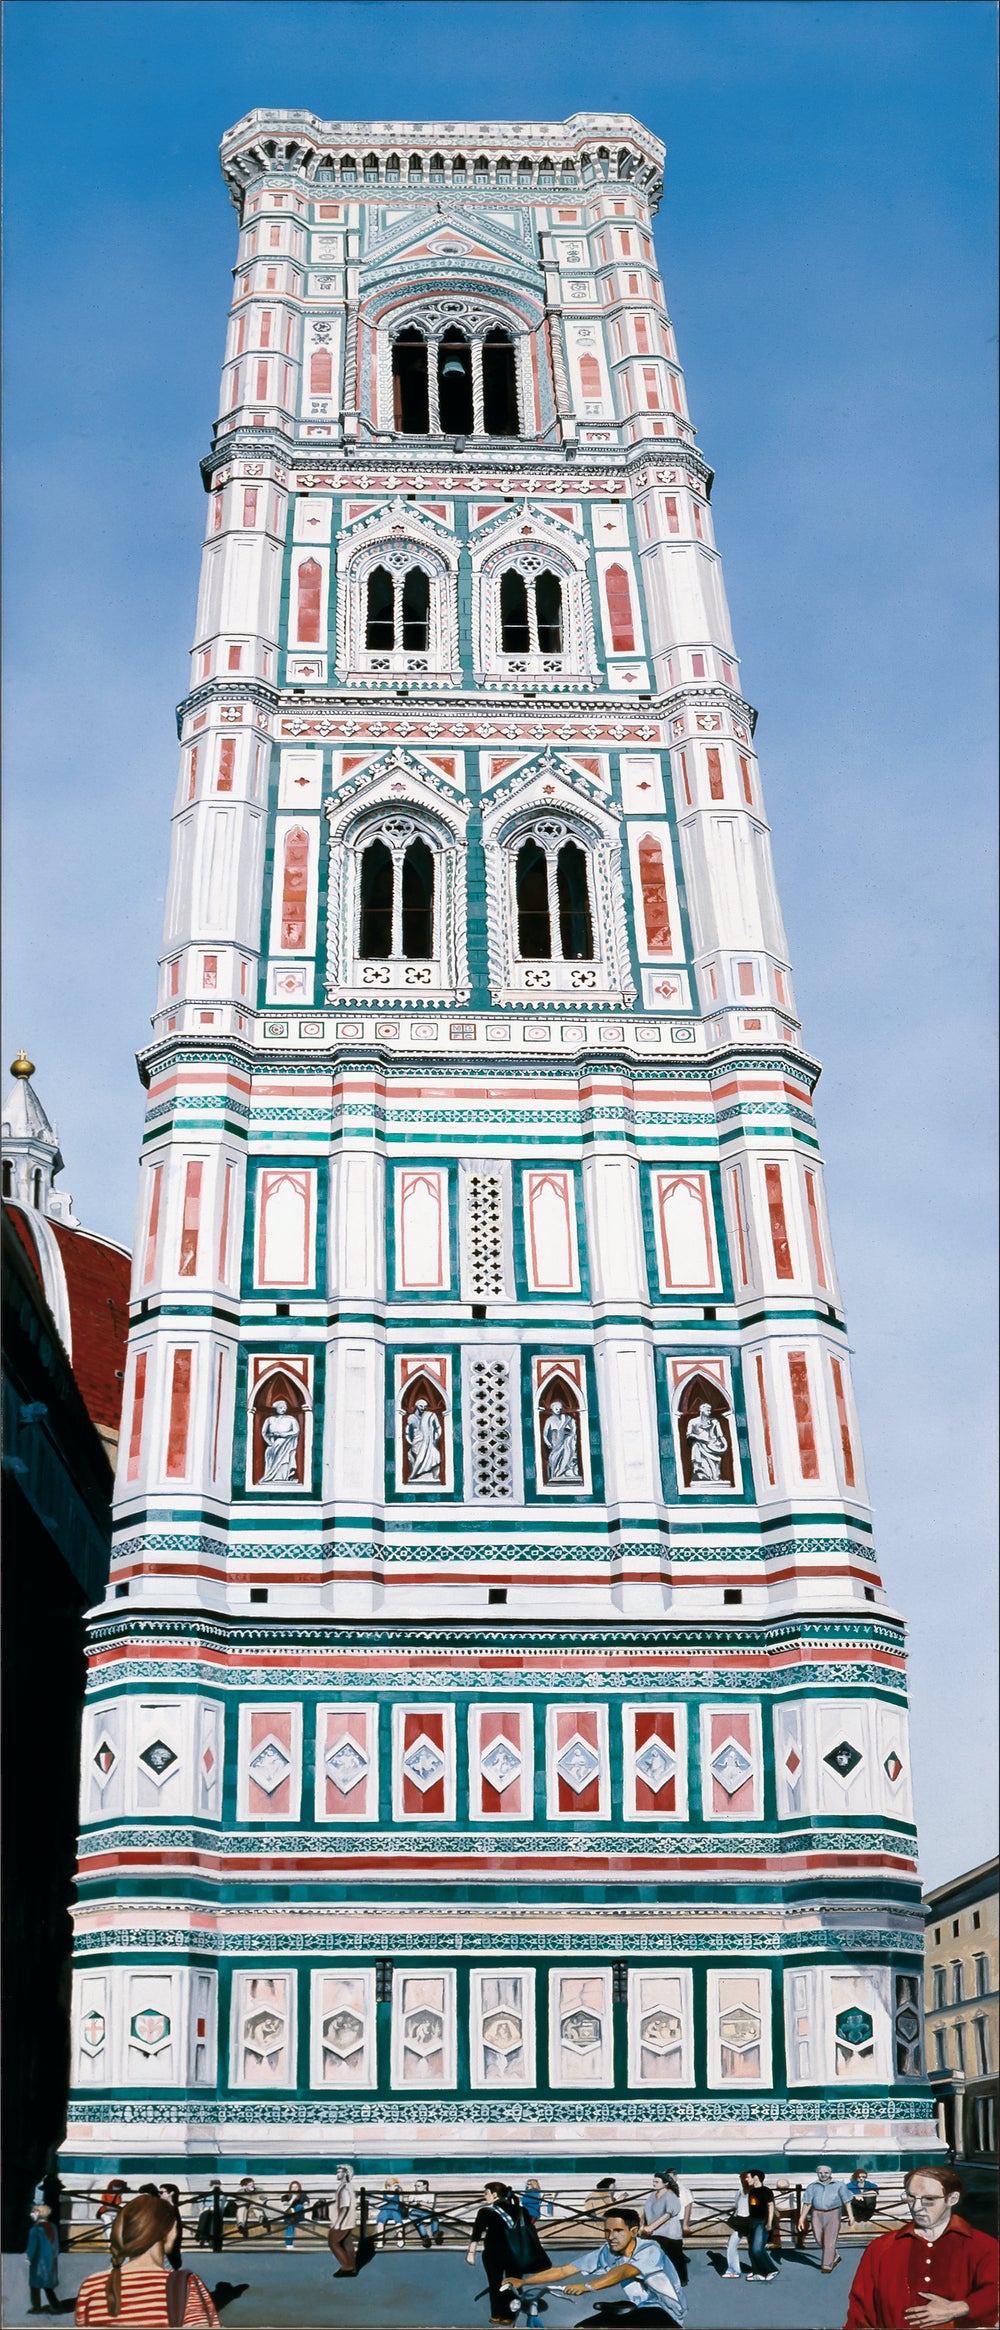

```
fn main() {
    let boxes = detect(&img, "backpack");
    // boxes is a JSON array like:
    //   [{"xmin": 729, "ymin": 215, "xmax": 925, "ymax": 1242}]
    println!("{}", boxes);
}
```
[{"xmin": 166, "ymin": 2270, "xmax": 191, "ymax": 2326}]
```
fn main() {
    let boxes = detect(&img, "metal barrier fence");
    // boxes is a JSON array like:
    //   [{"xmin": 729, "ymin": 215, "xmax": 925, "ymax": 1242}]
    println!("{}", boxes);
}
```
[{"xmin": 50, "ymin": 2177, "xmax": 908, "ymax": 2254}]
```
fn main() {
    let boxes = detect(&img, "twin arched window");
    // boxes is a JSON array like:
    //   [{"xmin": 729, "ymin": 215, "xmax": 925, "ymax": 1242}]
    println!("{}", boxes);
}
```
[
  {"xmin": 391, "ymin": 326, "xmax": 519, "ymax": 437},
  {"xmin": 500, "ymin": 569, "xmax": 563, "ymax": 655},
  {"xmin": 365, "ymin": 565, "xmax": 430, "ymax": 651},
  {"xmin": 515, "ymin": 833, "xmax": 594, "ymax": 962},
  {"xmin": 358, "ymin": 827, "xmax": 435, "ymax": 960}
]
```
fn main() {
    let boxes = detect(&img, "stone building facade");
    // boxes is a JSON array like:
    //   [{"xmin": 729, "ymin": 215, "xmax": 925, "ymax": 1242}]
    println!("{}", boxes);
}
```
[
  {"xmin": 925, "ymin": 1859, "xmax": 998, "ymax": 2162},
  {"xmin": 61, "ymin": 111, "xmax": 935, "ymax": 2185}
]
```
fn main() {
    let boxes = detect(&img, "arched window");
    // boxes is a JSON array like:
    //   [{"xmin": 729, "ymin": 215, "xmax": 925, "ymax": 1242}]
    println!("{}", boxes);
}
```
[
  {"xmin": 500, "ymin": 570, "xmax": 530, "ymax": 653},
  {"xmin": 339, "ymin": 154, "xmax": 357, "ymax": 182},
  {"xmin": 496, "ymin": 156, "xmax": 512, "ymax": 182},
  {"xmin": 517, "ymin": 156, "xmax": 533, "ymax": 183},
  {"xmin": 365, "ymin": 565, "xmax": 395, "ymax": 649},
  {"xmin": 385, "ymin": 152, "xmax": 401, "ymax": 179},
  {"xmin": 438, "ymin": 330, "xmax": 473, "ymax": 434},
  {"xmin": 296, "ymin": 558, "xmax": 322, "ymax": 644},
  {"xmin": 400, "ymin": 566, "xmax": 429, "ymax": 650},
  {"xmin": 358, "ymin": 827, "xmax": 437, "ymax": 961},
  {"xmin": 451, "ymin": 155, "xmax": 467, "ymax": 179},
  {"xmin": 538, "ymin": 156, "xmax": 555, "ymax": 185},
  {"xmin": 499, "ymin": 569, "xmax": 563, "ymax": 655},
  {"xmin": 514, "ymin": 826, "xmax": 595, "ymax": 964},
  {"xmin": 2, "ymin": 1160, "xmax": 12, "ymax": 1199},
  {"xmin": 392, "ymin": 331, "xmax": 429, "ymax": 433},
  {"xmin": 482, "ymin": 327, "xmax": 519, "ymax": 435},
  {"xmin": 605, "ymin": 563, "xmax": 636, "ymax": 652},
  {"xmin": 535, "ymin": 569, "xmax": 563, "ymax": 652},
  {"xmin": 363, "ymin": 152, "xmax": 380, "ymax": 180},
  {"xmin": 429, "ymin": 153, "xmax": 446, "ymax": 182},
  {"xmin": 560, "ymin": 159, "xmax": 577, "ymax": 181},
  {"xmin": 516, "ymin": 839, "xmax": 551, "ymax": 958},
  {"xmin": 556, "ymin": 841, "xmax": 593, "ymax": 959},
  {"xmin": 32, "ymin": 1167, "xmax": 44, "ymax": 1210},
  {"xmin": 474, "ymin": 155, "xmax": 490, "ymax": 179},
  {"xmin": 408, "ymin": 153, "xmax": 423, "ymax": 180},
  {"xmin": 401, "ymin": 837, "xmax": 434, "ymax": 957},
  {"xmin": 309, "ymin": 347, "xmax": 332, "ymax": 395},
  {"xmin": 359, "ymin": 838, "xmax": 393, "ymax": 956},
  {"xmin": 364, "ymin": 564, "xmax": 431, "ymax": 654}
]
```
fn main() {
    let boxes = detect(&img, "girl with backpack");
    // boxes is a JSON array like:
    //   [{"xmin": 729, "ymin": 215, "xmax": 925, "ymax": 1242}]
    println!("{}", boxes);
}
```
[
  {"xmin": 74, "ymin": 2194, "xmax": 218, "ymax": 2323},
  {"xmin": 466, "ymin": 2181, "xmax": 550, "ymax": 2324}
]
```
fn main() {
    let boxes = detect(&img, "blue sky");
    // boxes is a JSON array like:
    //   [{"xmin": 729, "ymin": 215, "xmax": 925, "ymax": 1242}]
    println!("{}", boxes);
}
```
[{"xmin": 3, "ymin": 1, "xmax": 996, "ymax": 1887}]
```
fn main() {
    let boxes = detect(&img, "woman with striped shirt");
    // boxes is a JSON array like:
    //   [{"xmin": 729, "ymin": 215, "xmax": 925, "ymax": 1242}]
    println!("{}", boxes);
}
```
[{"xmin": 75, "ymin": 2195, "xmax": 218, "ymax": 2325}]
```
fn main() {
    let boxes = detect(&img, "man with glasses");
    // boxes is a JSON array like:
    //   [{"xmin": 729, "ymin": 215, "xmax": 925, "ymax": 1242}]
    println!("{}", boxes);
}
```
[{"xmin": 844, "ymin": 2167, "xmax": 999, "ymax": 2328}]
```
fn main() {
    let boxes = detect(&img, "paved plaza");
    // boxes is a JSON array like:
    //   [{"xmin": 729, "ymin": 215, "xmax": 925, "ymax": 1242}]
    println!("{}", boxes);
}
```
[{"xmin": 2, "ymin": 2240, "xmax": 864, "ymax": 2329}]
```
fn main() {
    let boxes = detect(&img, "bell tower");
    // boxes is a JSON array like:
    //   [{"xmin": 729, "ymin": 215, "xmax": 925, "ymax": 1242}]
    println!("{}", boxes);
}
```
[{"xmin": 62, "ymin": 112, "xmax": 935, "ymax": 2192}]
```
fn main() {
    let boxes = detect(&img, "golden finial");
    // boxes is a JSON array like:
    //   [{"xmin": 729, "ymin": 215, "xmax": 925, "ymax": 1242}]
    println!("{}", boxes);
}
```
[{"xmin": 10, "ymin": 1049, "xmax": 35, "ymax": 1079}]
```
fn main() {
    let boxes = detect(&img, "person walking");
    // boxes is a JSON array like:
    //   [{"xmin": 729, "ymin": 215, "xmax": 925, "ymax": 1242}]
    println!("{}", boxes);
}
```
[
  {"xmin": 724, "ymin": 2175, "xmax": 750, "ymax": 2279},
  {"xmin": 74, "ymin": 2194, "xmax": 219, "ymax": 2323},
  {"xmin": 798, "ymin": 2163, "xmax": 856, "ymax": 2274},
  {"xmin": 640, "ymin": 2176, "xmax": 691, "ymax": 2289},
  {"xmin": 744, "ymin": 2173, "xmax": 779, "ymax": 2283},
  {"xmin": 844, "ymin": 2165, "xmax": 999, "ymax": 2330},
  {"xmin": 326, "ymin": 2166, "xmax": 357, "ymax": 2276},
  {"xmin": 466, "ymin": 2180, "xmax": 551, "ymax": 2324},
  {"xmin": 845, "ymin": 2168, "xmax": 879, "ymax": 2225},
  {"xmin": 519, "ymin": 2203, "xmax": 685, "ymax": 2326},
  {"xmin": 27, "ymin": 2206, "xmax": 63, "ymax": 2314},
  {"xmin": 282, "ymin": 2182, "xmax": 307, "ymax": 2248}
]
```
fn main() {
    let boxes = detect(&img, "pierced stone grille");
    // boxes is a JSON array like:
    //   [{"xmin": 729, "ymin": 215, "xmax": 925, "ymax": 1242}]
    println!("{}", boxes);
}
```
[
  {"xmin": 466, "ymin": 1172, "xmax": 506, "ymax": 1297},
  {"xmin": 470, "ymin": 1360, "xmax": 514, "ymax": 1498}
]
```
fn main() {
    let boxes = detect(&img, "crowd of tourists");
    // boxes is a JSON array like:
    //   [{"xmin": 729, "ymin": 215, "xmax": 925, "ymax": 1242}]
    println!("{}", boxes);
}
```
[{"xmin": 24, "ymin": 2158, "xmax": 1000, "ymax": 2327}]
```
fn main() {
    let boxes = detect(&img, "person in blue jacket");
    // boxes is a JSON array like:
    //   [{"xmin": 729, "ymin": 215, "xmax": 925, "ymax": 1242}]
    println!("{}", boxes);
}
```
[{"xmin": 26, "ymin": 2206, "xmax": 62, "ymax": 2313}]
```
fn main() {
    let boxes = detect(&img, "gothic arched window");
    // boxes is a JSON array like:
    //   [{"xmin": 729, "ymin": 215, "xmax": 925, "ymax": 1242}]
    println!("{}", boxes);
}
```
[
  {"xmin": 364, "ymin": 564, "xmax": 431, "ymax": 653},
  {"xmin": 482, "ymin": 327, "xmax": 519, "ymax": 436},
  {"xmin": 392, "ymin": 331, "xmax": 429, "ymax": 434},
  {"xmin": 358, "ymin": 838, "xmax": 393, "ymax": 956},
  {"xmin": 501, "ymin": 571, "xmax": 530, "ymax": 654},
  {"xmin": 605, "ymin": 563, "xmax": 636, "ymax": 651},
  {"xmin": 514, "ymin": 828, "xmax": 594, "ymax": 963},
  {"xmin": 310, "ymin": 348, "xmax": 333, "ymax": 395},
  {"xmin": 499, "ymin": 568, "xmax": 563, "ymax": 655},
  {"xmin": 400, "ymin": 566, "xmax": 430, "ymax": 649},
  {"xmin": 556, "ymin": 840, "xmax": 593, "ymax": 960},
  {"xmin": 365, "ymin": 566, "xmax": 395, "ymax": 649},
  {"xmin": 358, "ymin": 828, "xmax": 437, "ymax": 961},
  {"xmin": 438, "ymin": 330, "xmax": 473, "ymax": 434}
]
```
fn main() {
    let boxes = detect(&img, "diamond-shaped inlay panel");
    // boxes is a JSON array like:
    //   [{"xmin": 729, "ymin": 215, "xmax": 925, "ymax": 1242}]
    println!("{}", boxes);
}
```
[
  {"xmin": 93, "ymin": 1737, "xmax": 118, "ymax": 1781},
  {"xmin": 402, "ymin": 1735, "xmax": 446, "ymax": 1792},
  {"xmin": 824, "ymin": 1739, "xmax": 862, "ymax": 1778},
  {"xmin": 710, "ymin": 1740, "xmax": 754, "ymax": 1796},
  {"xmin": 248, "ymin": 1736, "xmax": 292, "ymax": 1795},
  {"xmin": 479, "ymin": 1735, "xmax": 522, "ymax": 1792},
  {"xmin": 325, "ymin": 1736, "xmax": 369, "ymax": 1796},
  {"xmin": 784, "ymin": 1747, "xmax": 802, "ymax": 1779},
  {"xmin": 883, "ymin": 1750, "xmax": 903, "ymax": 1783},
  {"xmin": 634, "ymin": 1738, "xmax": 676, "ymax": 1795},
  {"xmin": 139, "ymin": 1739, "xmax": 178, "ymax": 1782},
  {"xmin": 556, "ymin": 1735, "xmax": 601, "ymax": 1794}
]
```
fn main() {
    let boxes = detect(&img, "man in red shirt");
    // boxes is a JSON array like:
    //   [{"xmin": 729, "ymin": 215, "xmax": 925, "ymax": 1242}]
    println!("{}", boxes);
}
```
[{"xmin": 844, "ymin": 2166, "xmax": 999, "ymax": 2329}]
